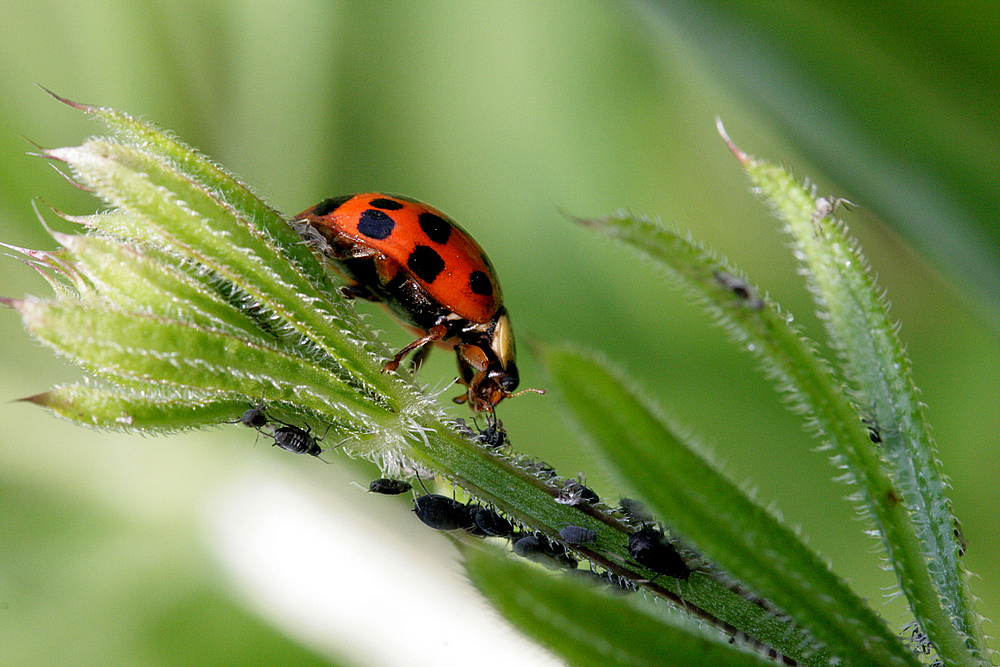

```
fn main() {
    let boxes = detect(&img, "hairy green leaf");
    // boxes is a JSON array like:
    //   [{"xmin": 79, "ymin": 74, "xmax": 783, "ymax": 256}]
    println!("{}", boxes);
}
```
[
  {"xmin": 543, "ymin": 344, "xmax": 921, "ymax": 667},
  {"xmin": 465, "ymin": 545, "xmax": 775, "ymax": 667},
  {"xmin": 24, "ymin": 385, "xmax": 252, "ymax": 432},
  {"xmin": 52, "ymin": 232, "xmax": 270, "ymax": 339},
  {"xmin": 728, "ymin": 131, "xmax": 987, "ymax": 665}
]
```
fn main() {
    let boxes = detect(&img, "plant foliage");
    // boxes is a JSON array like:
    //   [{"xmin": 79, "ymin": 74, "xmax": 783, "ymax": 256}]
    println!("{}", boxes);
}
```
[{"xmin": 3, "ymin": 97, "xmax": 989, "ymax": 666}]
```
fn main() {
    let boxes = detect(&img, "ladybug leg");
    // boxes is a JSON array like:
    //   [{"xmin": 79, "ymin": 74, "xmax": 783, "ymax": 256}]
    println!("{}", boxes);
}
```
[
  {"xmin": 324, "ymin": 242, "xmax": 397, "ymax": 285},
  {"xmin": 409, "ymin": 341, "xmax": 434, "ymax": 372},
  {"xmin": 340, "ymin": 283, "xmax": 380, "ymax": 301},
  {"xmin": 453, "ymin": 344, "xmax": 491, "ymax": 409},
  {"xmin": 326, "ymin": 242, "xmax": 380, "ymax": 261},
  {"xmin": 372, "ymin": 255, "xmax": 399, "ymax": 286},
  {"xmin": 383, "ymin": 325, "xmax": 448, "ymax": 373}
]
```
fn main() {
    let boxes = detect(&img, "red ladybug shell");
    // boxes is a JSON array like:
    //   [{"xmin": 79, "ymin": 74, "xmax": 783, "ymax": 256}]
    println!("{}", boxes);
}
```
[{"xmin": 297, "ymin": 193, "xmax": 501, "ymax": 324}]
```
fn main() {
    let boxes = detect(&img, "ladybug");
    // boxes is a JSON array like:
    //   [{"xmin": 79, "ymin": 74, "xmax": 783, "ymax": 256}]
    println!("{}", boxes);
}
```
[{"xmin": 294, "ymin": 193, "xmax": 540, "ymax": 411}]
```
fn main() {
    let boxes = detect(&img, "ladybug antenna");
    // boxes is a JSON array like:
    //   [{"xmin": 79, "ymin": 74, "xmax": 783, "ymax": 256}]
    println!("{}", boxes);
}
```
[{"xmin": 508, "ymin": 387, "xmax": 546, "ymax": 400}]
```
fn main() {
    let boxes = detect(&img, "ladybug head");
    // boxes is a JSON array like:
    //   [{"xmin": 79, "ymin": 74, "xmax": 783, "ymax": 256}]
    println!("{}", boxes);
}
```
[
  {"xmin": 455, "ymin": 347, "xmax": 545, "ymax": 412},
  {"xmin": 454, "ymin": 356, "xmax": 518, "ymax": 412},
  {"xmin": 480, "ymin": 360, "xmax": 520, "ymax": 407},
  {"xmin": 453, "ymin": 309, "xmax": 544, "ymax": 411}
]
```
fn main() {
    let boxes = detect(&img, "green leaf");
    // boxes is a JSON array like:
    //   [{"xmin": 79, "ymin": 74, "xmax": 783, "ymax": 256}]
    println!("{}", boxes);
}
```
[
  {"xmin": 52, "ymin": 232, "xmax": 271, "ymax": 340},
  {"xmin": 464, "ymin": 545, "xmax": 775, "ymax": 667},
  {"xmin": 43, "ymin": 88, "xmax": 328, "ymax": 289},
  {"xmin": 23, "ymin": 385, "xmax": 250, "ymax": 432},
  {"xmin": 5, "ymin": 297, "xmax": 386, "ymax": 428},
  {"xmin": 730, "ymin": 133, "xmax": 987, "ymax": 665},
  {"xmin": 576, "ymin": 209, "xmax": 905, "ymax": 562},
  {"xmin": 542, "ymin": 344, "xmax": 921, "ymax": 667},
  {"xmin": 46, "ymin": 135, "xmax": 407, "ymax": 409}
]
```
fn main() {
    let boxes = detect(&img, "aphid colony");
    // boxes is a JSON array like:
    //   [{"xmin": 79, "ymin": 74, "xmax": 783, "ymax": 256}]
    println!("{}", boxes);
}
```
[
  {"xmin": 228, "ymin": 400, "xmax": 691, "ymax": 585},
  {"xmin": 393, "ymin": 480, "xmax": 691, "ymax": 582}
]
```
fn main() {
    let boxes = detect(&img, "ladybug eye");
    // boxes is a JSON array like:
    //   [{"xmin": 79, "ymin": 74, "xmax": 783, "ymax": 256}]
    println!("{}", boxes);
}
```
[{"xmin": 497, "ymin": 371, "xmax": 519, "ymax": 392}]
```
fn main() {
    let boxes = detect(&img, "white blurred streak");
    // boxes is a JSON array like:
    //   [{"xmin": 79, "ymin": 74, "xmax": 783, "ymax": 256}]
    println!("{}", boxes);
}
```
[{"xmin": 204, "ymin": 466, "xmax": 562, "ymax": 667}]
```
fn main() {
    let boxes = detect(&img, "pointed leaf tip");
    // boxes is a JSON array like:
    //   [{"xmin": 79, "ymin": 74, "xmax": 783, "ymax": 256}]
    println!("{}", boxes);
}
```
[
  {"xmin": 716, "ymin": 117, "xmax": 749, "ymax": 165},
  {"xmin": 42, "ymin": 162, "xmax": 95, "ymax": 192},
  {"xmin": 36, "ymin": 85, "xmax": 95, "ymax": 113},
  {"xmin": 568, "ymin": 213, "xmax": 599, "ymax": 229},
  {"xmin": 18, "ymin": 392, "xmax": 52, "ymax": 406},
  {"xmin": 0, "ymin": 240, "xmax": 47, "ymax": 261}
]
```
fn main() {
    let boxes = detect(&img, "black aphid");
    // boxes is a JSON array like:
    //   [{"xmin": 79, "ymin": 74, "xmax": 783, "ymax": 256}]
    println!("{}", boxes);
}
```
[
  {"xmin": 269, "ymin": 422, "xmax": 327, "ymax": 459},
  {"xmin": 618, "ymin": 497, "xmax": 653, "ymax": 524},
  {"xmin": 513, "ymin": 534, "xmax": 546, "ymax": 558},
  {"xmin": 240, "ymin": 408, "xmax": 268, "ymax": 429},
  {"xmin": 413, "ymin": 494, "xmax": 476, "ymax": 532},
  {"xmin": 576, "ymin": 484, "xmax": 600, "ymax": 504},
  {"xmin": 477, "ymin": 413, "xmax": 508, "ymax": 449},
  {"xmin": 559, "ymin": 525, "xmax": 597, "ymax": 545},
  {"xmin": 713, "ymin": 270, "xmax": 764, "ymax": 311},
  {"xmin": 368, "ymin": 478, "xmax": 413, "ymax": 495},
  {"xmin": 556, "ymin": 480, "xmax": 600, "ymax": 506},
  {"xmin": 225, "ymin": 400, "xmax": 269, "ymax": 429},
  {"xmin": 862, "ymin": 416, "xmax": 882, "ymax": 444},
  {"xmin": 513, "ymin": 533, "xmax": 578, "ymax": 570},
  {"xmin": 627, "ymin": 526, "xmax": 691, "ymax": 580},
  {"xmin": 454, "ymin": 413, "xmax": 509, "ymax": 449},
  {"xmin": 472, "ymin": 506, "xmax": 514, "ymax": 538}
]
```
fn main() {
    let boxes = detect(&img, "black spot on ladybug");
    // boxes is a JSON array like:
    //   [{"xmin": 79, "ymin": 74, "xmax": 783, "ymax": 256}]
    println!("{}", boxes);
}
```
[
  {"xmin": 418, "ymin": 212, "xmax": 452, "ymax": 245},
  {"xmin": 369, "ymin": 197, "xmax": 404, "ymax": 211},
  {"xmin": 469, "ymin": 270, "xmax": 493, "ymax": 296},
  {"xmin": 357, "ymin": 209, "xmax": 396, "ymax": 240},
  {"xmin": 407, "ymin": 245, "xmax": 445, "ymax": 283},
  {"xmin": 313, "ymin": 195, "xmax": 352, "ymax": 217}
]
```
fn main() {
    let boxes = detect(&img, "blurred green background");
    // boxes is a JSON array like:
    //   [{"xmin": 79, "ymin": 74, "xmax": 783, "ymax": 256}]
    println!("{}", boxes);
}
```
[{"xmin": 1, "ymin": 1, "xmax": 998, "ymax": 665}]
